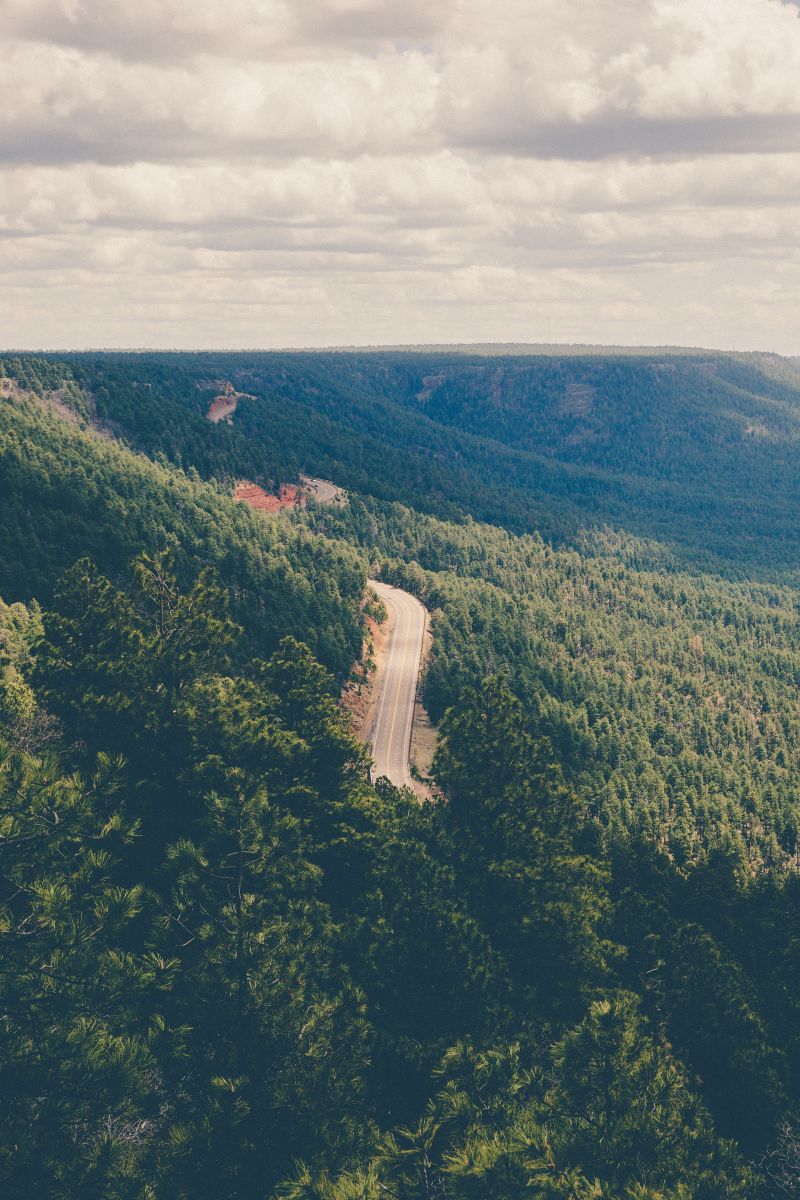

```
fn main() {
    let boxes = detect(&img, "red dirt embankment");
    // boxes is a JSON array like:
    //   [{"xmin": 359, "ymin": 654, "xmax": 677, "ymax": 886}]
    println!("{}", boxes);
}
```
[
  {"xmin": 234, "ymin": 481, "xmax": 303, "ymax": 513},
  {"xmin": 233, "ymin": 475, "xmax": 346, "ymax": 514},
  {"xmin": 205, "ymin": 381, "xmax": 255, "ymax": 423},
  {"xmin": 208, "ymin": 396, "xmax": 237, "ymax": 423},
  {"xmin": 342, "ymin": 609, "xmax": 387, "ymax": 735}
]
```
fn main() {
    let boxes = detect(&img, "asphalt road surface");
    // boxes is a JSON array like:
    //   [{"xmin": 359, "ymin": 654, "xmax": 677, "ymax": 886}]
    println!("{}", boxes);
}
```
[
  {"xmin": 367, "ymin": 579, "xmax": 426, "ymax": 790},
  {"xmin": 300, "ymin": 475, "xmax": 345, "ymax": 504}
]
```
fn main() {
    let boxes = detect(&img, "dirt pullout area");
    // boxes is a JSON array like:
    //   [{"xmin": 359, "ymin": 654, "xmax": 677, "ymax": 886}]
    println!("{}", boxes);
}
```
[
  {"xmin": 208, "ymin": 396, "xmax": 238, "ymax": 423},
  {"xmin": 234, "ymin": 481, "xmax": 302, "ymax": 513},
  {"xmin": 344, "ymin": 584, "xmax": 437, "ymax": 802},
  {"xmin": 204, "ymin": 381, "xmax": 255, "ymax": 423},
  {"xmin": 234, "ymin": 476, "xmax": 346, "ymax": 514}
]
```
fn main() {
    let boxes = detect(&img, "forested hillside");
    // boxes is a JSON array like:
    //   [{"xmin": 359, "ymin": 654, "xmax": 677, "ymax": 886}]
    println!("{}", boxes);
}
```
[
  {"xmin": 4, "ymin": 351, "xmax": 800, "ymax": 1198},
  {"xmin": 11, "ymin": 346, "xmax": 800, "ymax": 576},
  {"xmin": 305, "ymin": 495, "xmax": 800, "ymax": 868},
  {"xmin": 0, "ymin": 371, "xmax": 363, "ymax": 678}
]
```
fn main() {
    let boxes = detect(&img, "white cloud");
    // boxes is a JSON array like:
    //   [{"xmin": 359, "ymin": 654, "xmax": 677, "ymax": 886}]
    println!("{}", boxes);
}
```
[{"xmin": 1, "ymin": 0, "xmax": 800, "ymax": 349}]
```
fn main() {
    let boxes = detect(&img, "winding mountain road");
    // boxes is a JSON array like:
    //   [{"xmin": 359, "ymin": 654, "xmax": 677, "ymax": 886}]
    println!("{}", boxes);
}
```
[
  {"xmin": 366, "ymin": 580, "xmax": 427, "ymax": 790},
  {"xmin": 300, "ymin": 475, "xmax": 345, "ymax": 504}
]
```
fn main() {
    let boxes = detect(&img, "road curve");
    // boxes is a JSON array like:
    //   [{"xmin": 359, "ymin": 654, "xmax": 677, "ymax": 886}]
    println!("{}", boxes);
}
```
[
  {"xmin": 367, "ymin": 579, "xmax": 426, "ymax": 790},
  {"xmin": 300, "ymin": 474, "xmax": 345, "ymax": 504}
]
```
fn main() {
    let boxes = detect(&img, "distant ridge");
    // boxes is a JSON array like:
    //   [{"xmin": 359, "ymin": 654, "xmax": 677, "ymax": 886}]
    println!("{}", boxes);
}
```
[
  {"xmin": 300, "ymin": 342, "xmax": 722, "ymax": 357},
  {"xmin": 8, "ymin": 343, "xmax": 798, "ymax": 361}
]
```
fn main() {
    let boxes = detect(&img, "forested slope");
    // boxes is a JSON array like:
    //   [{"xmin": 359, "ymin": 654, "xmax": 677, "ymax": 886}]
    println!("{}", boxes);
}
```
[
  {"xmin": 0, "ymin": 372, "xmax": 363, "ymax": 678},
  {"xmin": 305, "ymin": 495, "xmax": 800, "ymax": 869},
  {"xmin": 13, "ymin": 346, "xmax": 800, "ymax": 576},
  {"xmin": 3, "ymin": 350, "xmax": 800, "ymax": 1197}
]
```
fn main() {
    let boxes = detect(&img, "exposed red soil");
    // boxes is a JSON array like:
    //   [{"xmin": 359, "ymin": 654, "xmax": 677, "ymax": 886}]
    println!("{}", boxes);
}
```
[
  {"xmin": 342, "ymin": 611, "xmax": 386, "ymax": 734},
  {"xmin": 234, "ymin": 481, "xmax": 304, "ymax": 513},
  {"xmin": 207, "ymin": 396, "xmax": 238, "ymax": 423},
  {"xmin": 205, "ymin": 381, "xmax": 255, "ymax": 423}
]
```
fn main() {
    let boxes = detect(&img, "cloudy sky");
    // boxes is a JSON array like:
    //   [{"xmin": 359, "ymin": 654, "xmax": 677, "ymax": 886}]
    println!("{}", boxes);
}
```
[{"xmin": 2, "ymin": 0, "xmax": 800, "ymax": 351}]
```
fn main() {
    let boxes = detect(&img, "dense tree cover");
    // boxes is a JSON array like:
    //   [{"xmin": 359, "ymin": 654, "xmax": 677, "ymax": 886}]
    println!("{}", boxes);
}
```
[
  {"xmin": 5, "ymin": 352, "xmax": 800, "ymax": 1195},
  {"xmin": 1, "ymin": 561, "xmax": 781, "ymax": 1197},
  {"xmin": 303, "ymin": 493, "xmax": 800, "ymax": 868},
  {"xmin": 0, "ymin": 380, "xmax": 363, "ymax": 679},
  {"xmin": 10, "ymin": 346, "xmax": 800, "ymax": 575},
  {"xmin": 288, "ymin": 1001, "xmax": 755, "ymax": 1200},
  {"xmin": 0, "ymin": 595, "xmax": 42, "ymax": 743},
  {"xmin": 0, "ymin": 561, "xmax": 373, "ymax": 1197}
]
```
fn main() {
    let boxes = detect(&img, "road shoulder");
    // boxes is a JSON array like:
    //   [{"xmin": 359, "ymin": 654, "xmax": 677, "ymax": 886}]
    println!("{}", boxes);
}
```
[
  {"xmin": 409, "ymin": 609, "xmax": 435, "ymax": 800},
  {"xmin": 343, "ymin": 581, "xmax": 435, "ymax": 800}
]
